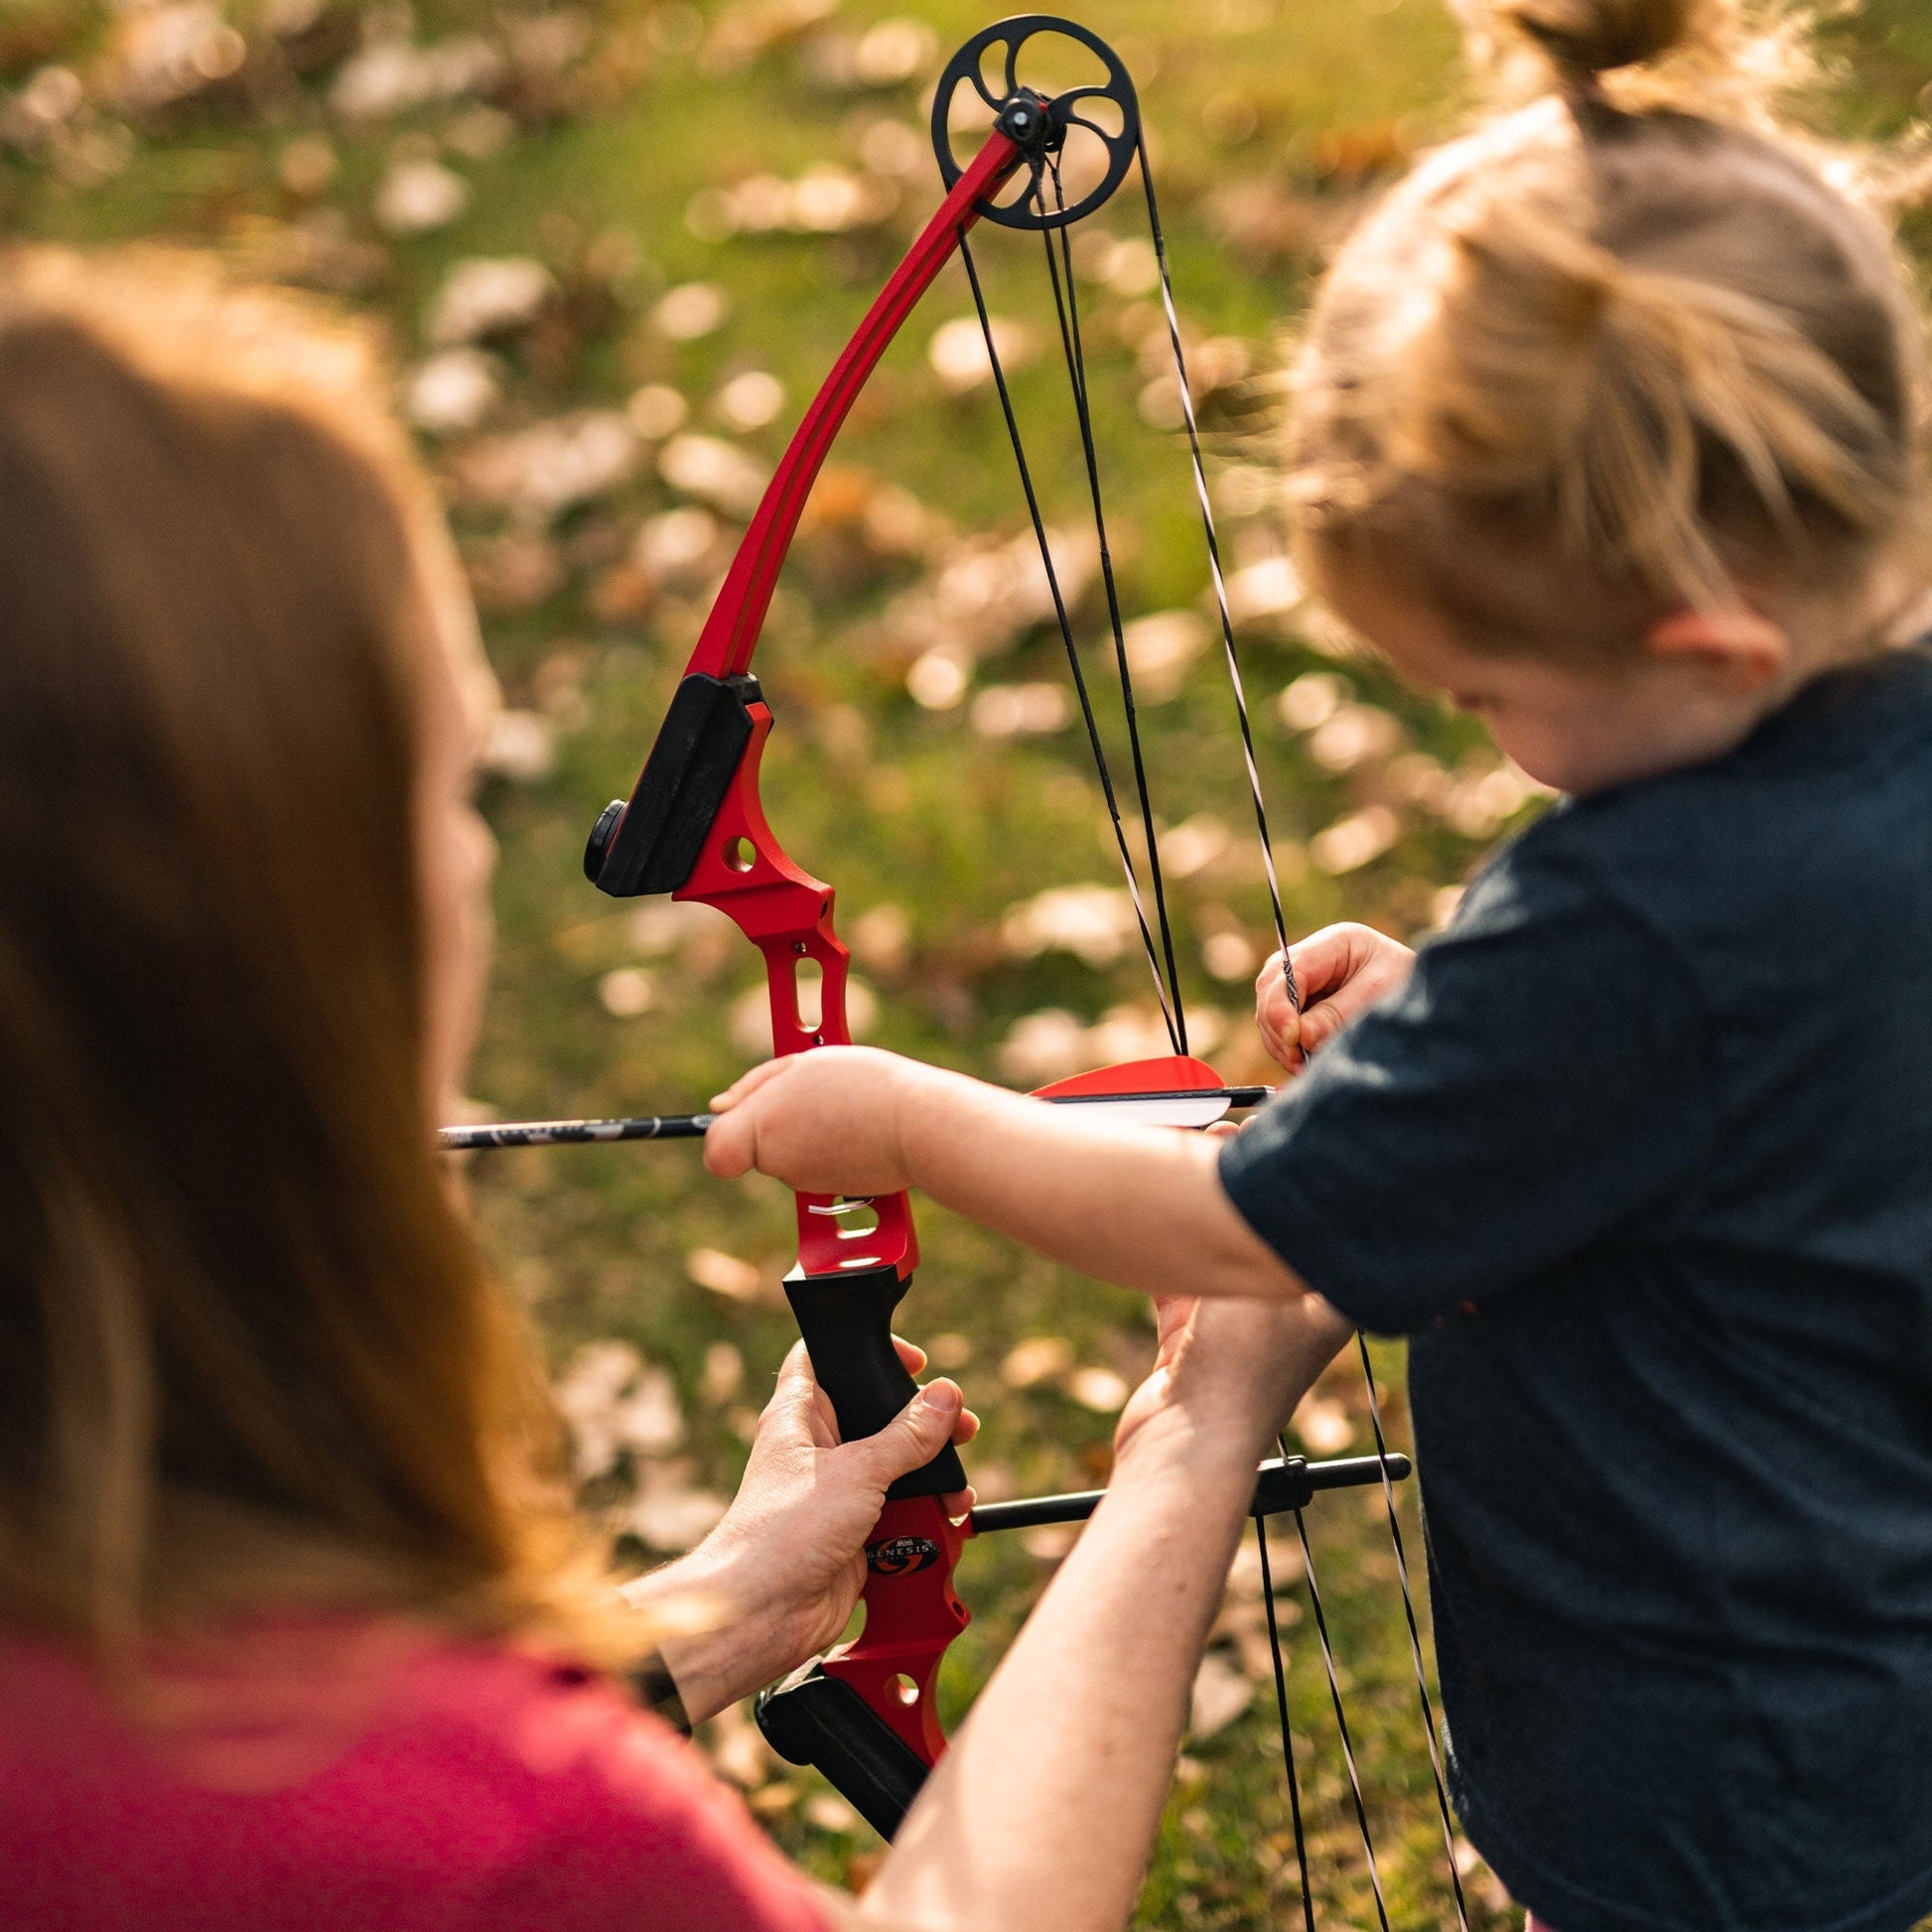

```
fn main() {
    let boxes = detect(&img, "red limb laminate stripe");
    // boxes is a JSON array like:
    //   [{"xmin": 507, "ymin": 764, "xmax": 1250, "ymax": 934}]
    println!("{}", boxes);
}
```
[
  {"xmin": 687, "ymin": 131, "xmax": 1029, "ymax": 683},
  {"xmin": 659, "ymin": 126, "xmax": 1031, "ymax": 1288}
]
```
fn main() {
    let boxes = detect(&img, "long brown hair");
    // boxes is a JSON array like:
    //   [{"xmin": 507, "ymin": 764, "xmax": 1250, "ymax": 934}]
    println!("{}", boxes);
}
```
[{"xmin": 0, "ymin": 251, "xmax": 607, "ymax": 1661}]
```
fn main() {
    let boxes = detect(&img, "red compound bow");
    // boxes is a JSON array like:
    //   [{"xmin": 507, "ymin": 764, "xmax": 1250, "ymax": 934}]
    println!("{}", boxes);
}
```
[{"xmin": 580, "ymin": 17, "xmax": 1465, "ymax": 1920}]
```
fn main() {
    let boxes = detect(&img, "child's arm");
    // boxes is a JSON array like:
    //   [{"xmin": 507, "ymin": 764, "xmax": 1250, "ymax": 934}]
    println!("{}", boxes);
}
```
[
  {"xmin": 704, "ymin": 919, "xmax": 1424, "ymax": 1305},
  {"xmin": 706, "ymin": 1048, "xmax": 1313, "ymax": 1304},
  {"xmin": 1258, "ymin": 921, "xmax": 1417, "ymax": 1071}
]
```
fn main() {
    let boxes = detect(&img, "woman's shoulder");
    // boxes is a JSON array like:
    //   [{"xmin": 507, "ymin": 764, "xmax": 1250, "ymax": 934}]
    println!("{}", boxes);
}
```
[{"xmin": 0, "ymin": 1620, "xmax": 831, "ymax": 1932}]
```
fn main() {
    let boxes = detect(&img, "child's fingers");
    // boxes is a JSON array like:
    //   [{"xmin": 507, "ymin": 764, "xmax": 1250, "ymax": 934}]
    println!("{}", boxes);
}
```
[
  {"xmin": 703, "ymin": 1106, "xmax": 754, "ymax": 1176},
  {"xmin": 1253, "ymin": 952, "xmax": 1306, "ymax": 1071},
  {"xmin": 1281, "ymin": 925, "xmax": 1367, "ymax": 1007},
  {"xmin": 710, "ymin": 1055, "xmax": 793, "ymax": 1112},
  {"xmin": 1278, "ymin": 925, "xmax": 1419, "ymax": 1053}
]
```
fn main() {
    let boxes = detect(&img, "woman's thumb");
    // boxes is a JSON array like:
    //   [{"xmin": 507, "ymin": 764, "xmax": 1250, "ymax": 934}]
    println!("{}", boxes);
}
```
[{"xmin": 858, "ymin": 1379, "xmax": 962, "ymax": 1483}]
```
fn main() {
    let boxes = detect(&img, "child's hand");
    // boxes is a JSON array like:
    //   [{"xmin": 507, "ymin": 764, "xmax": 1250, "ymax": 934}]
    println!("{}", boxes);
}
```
[
  {"xmin": 706, "ymin": 1044, "xmax": 931, "ymax": 1196},
  {"xmin": 1257, "ymin": 922, "xmax": 1417, "ymax": 1072}
]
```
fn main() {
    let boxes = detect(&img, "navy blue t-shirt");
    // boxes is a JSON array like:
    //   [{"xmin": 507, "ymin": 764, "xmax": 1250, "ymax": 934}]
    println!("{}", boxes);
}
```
[{"xmin": 1220, "ymin": 646, "xmax": 1932, "ymax": 1932}]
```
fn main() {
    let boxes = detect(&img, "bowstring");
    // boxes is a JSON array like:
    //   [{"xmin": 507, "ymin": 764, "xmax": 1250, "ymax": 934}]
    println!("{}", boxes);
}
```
[
  {"xmin": 1135, "ymin": 129, "xmax": 1475, "ymax": 1927},
  {"xmin": 1134, "ymin": 131, "xmax": 1295, "ymax": 1008},
  {"xmin": 958, "ymin": 196, "xmax": 1185, "ymax": 1056}
]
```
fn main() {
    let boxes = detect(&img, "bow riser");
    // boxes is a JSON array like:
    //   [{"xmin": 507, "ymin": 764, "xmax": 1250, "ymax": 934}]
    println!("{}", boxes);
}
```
[
  {"xmin": 668, "ymin": 695, "xmax": 916, "ymax": 1278},
  {"xmin": 586, "ymin": 47, "xmax": 1194, "ymax": 1830},
  {"xmin": 824, "ymin": 1494, "xmax": 971, "ymax": 1762}
]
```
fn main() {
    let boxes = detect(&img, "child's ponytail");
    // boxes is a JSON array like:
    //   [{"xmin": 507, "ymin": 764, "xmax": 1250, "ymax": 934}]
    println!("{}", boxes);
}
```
[
  {"xmin": 1288, "ymin": 0, "xmax": 1929, "ymax": 654},
  {"xmin": 1492, "ymin": 0, "xmax": 1732, "ymax": 90}
]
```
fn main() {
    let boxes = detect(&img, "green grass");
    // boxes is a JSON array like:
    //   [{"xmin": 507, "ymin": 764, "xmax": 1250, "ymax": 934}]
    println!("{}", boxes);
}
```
[{"xmin": 4, "ymin": 2, "xmax": 1920, "ymax": 1925}]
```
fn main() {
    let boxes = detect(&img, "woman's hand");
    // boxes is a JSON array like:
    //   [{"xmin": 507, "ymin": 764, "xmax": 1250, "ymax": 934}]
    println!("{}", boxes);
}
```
[
  {"xmin": 1112, "ymin": 1292, "xmax": 1354, "ymax": 1473},
  {"xmin": 1257, "ymin": 922, "xmax": 1416, "ymax": 1073},
  {"xmin": 625, "ymin": 1336, "xmax": 978, "ymax": 1723},
  {"xmin": 705, "ymin": 1046, "xmax": 931, "ymax": 1197}
]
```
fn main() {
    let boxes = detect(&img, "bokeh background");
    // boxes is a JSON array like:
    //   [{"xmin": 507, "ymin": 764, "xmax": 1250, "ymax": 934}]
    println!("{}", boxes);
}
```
[{"xmin": 6, "ymin": 2, "xmax": 1928, "ymax": 1925}]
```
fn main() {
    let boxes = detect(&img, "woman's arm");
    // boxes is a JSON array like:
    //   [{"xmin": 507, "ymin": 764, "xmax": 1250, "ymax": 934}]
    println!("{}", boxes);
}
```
[
  {"xmin": 863, "ymin": 1291, "xmax": 1354, "ymax": 1932},
  {"xmin": 706, "ymin": 1051, "xmax": 1309, "ymax": 1304}
]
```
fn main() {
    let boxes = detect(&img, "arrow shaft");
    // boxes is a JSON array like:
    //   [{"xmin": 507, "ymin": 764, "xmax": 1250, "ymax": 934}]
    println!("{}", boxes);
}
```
[
  {"xmin": 439, "ymin": 1086, "xmax": 1275, "ymax": 1152},
  {"xmin": 438, "ymin": 1114, "xmax": 714, "ymax": 1151}
]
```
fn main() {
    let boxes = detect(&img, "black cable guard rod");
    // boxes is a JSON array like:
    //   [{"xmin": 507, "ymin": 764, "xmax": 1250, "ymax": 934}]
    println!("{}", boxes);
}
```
[{"xmin": 968, "ymin": 1450, "xmax": 1410, "ymax": 1537}]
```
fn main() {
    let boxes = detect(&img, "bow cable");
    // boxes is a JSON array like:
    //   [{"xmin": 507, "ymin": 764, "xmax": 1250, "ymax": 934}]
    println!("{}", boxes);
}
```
[
  {"xmin": 1140, "ymin": 124, "xmax": 1474, "ymax": 1929},
  {"xmin": 957, "ymin": 207, "xmax": 1187, "ymax": 1056},
  {"xmin": 1255, "ymin": 1513, "xmax": 1319, "ymax": 1932},
  {"xmin": 1033, "ymin": 153, "xmax": 1191, "ymax": 1057},
  {"xmin": 1359, "ymin": 1339, "xmax": 1474, "ymax": 1930},
  {"xmin": 1295, "ymin": 1497, "xmax": 1394, "ymax": 1932},
  {"xmin": 964, "ymin": 126, "xmax": 1460, "ymax": 1925}
]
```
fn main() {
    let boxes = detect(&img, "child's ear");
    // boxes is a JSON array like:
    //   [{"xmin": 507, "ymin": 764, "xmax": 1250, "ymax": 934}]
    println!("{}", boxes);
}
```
[{"xmin": 1642, "ymin": 605, "xmax": 1790, "ymax": 693}]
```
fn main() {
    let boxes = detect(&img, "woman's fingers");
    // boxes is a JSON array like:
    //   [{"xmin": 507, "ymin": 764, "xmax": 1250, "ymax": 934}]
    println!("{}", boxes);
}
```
[
  {"xmin": 773, "ymin": 1334, "xmax": 979, "ymax": 1454},
  {"xmin": 1120, "ymin": 1289, "xmax": 1354, "ymax": 1460},
  {"xmin": 847, "ymin": 1378, "xmax": 968, "ymax": 1497},
  {"xmin": 762, "ymin": 1339, "xmax": 841, "ymax": 1449}
]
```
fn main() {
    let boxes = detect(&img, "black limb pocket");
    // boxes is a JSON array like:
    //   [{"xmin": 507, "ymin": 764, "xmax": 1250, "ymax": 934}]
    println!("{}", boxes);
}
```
[
  {"xmin": 588, "ymin": 673, "xmax": 761, "ymax": 897},
  {"xmin": 785, "ymin": 1263, "xmax": 966, "ymax": 1499},
  {"xmin": 757, "ymin": 1664, "xmax": 928, "ymax": 1840}
]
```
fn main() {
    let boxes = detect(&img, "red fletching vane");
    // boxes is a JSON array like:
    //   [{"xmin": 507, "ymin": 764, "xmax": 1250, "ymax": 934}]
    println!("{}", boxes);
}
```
[{"xmin": 1034, "ymin": 1055, "xmax": 1247, "ymax": 1130}]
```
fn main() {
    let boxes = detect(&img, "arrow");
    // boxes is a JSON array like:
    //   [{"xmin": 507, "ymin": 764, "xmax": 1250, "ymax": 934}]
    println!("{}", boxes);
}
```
[{"xmin": 439, "ymin": 1077, "xmax": 1274, "ymax": 1152}]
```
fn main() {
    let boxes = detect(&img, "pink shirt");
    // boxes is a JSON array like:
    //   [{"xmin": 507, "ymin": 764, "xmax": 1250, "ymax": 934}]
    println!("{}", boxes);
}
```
[{"xmin": 0, "ymin": 1622, "xmax": 832, "ymax": 1931}]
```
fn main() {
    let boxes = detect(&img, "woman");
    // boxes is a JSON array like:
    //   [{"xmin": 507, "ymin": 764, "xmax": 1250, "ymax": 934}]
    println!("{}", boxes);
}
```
[{"xmin": 0, "ymin": 249, "xmax": 1341, "ymax": 1931}]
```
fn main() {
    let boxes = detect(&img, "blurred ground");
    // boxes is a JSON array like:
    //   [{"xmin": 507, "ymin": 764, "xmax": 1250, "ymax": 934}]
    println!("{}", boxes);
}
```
[{"xmin": 5, "ymin": 2, "xmax": 1928, "ymax": 1925}]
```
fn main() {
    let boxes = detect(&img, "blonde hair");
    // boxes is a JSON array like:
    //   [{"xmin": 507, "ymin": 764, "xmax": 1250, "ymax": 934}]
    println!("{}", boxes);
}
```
[
  {"xmin": 1287, "ymin": 0, "xmax": 1931, "ymax": 656},
  {"xmin": 0, "ymin": 251, "xmax": 634, "ymax": 1671}
]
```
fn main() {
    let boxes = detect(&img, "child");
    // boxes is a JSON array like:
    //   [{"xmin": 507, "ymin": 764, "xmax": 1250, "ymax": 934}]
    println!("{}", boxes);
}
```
[{"xmin": 707, "ymin": 2, "xmax": 1932, "ymax": 1927}]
